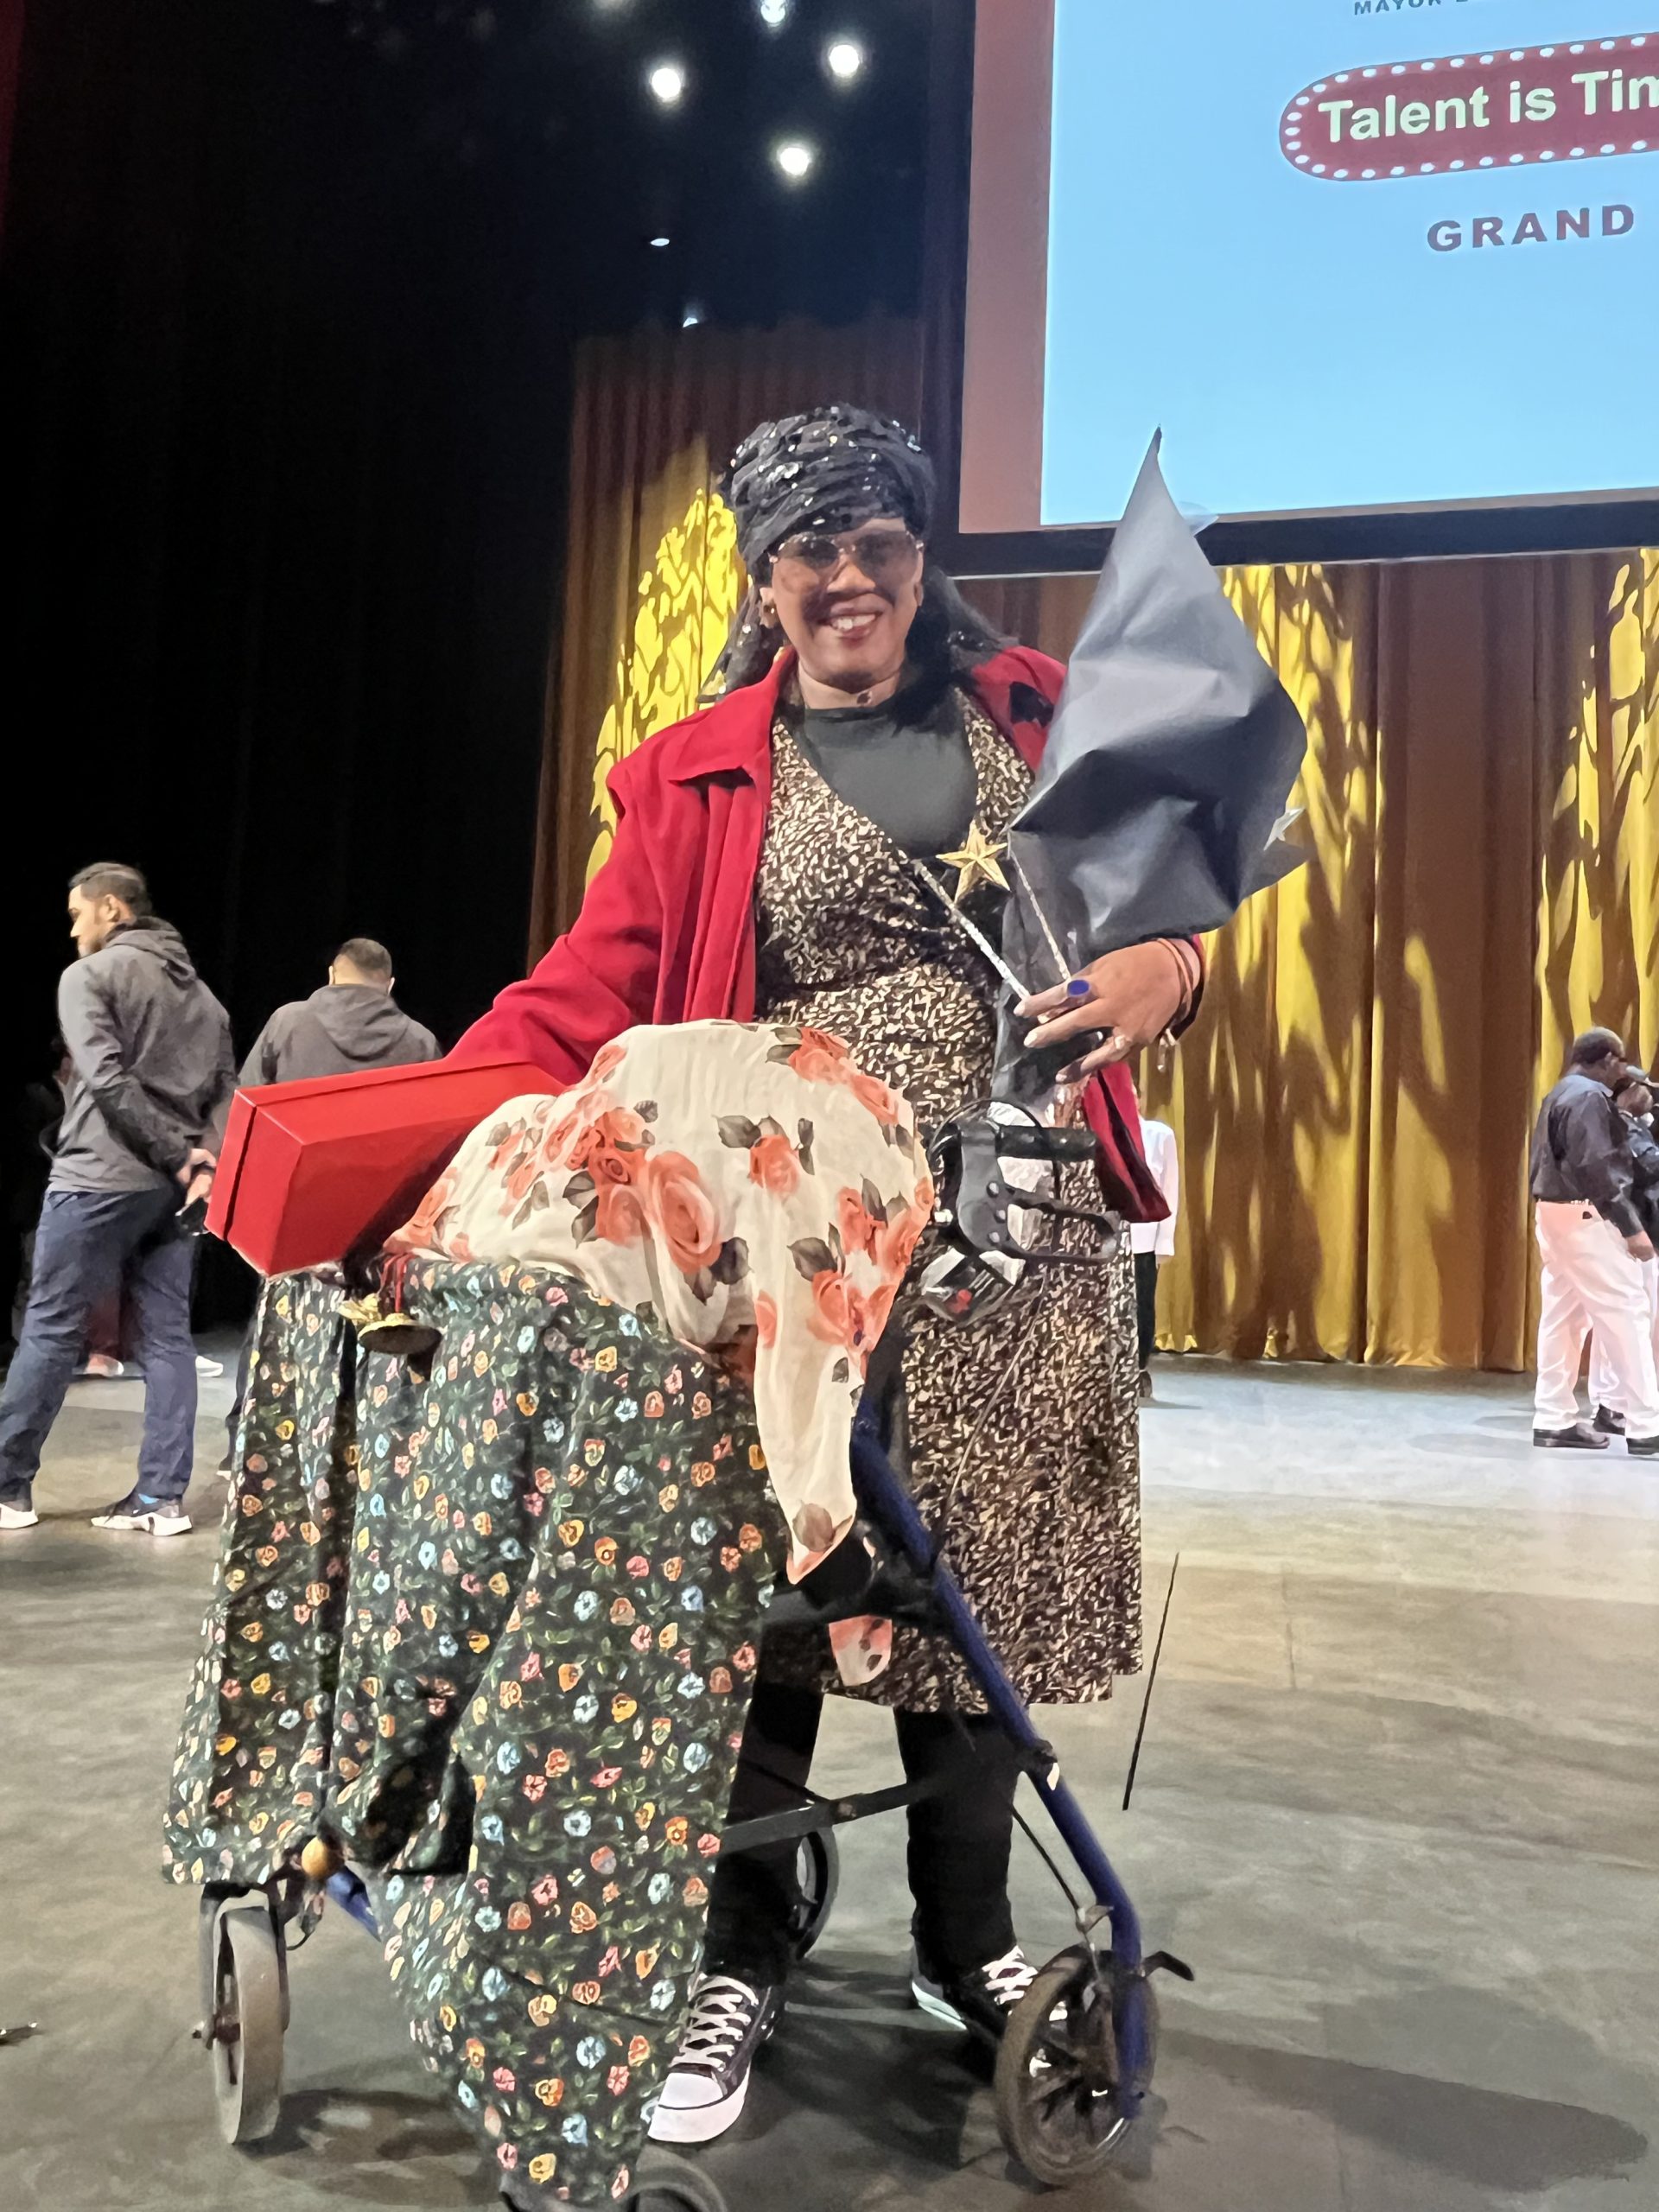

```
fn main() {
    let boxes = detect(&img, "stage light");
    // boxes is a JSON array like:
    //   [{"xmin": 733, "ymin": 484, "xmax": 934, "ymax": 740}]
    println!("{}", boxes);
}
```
[
  {"xmin": 773, "ymin": 137, "xmax": 817, "ymax": 181},
  {"xmin": 649, "ymin": 235, "xmax": 671, "ymax": 249},
  {"xmin": 646, "ymin": 60, "xmax": 687, "ymax": 107},
  {"xmin": 757, "ymin": 1, "xmax": 790, "ymax": 26},
  {"xmin": 681, "ymin": 302, "xmax": 706, "ymax": 329},
  {"xmin": 824, "ymin": 37, "xmax": 865, "ymax": 82}
]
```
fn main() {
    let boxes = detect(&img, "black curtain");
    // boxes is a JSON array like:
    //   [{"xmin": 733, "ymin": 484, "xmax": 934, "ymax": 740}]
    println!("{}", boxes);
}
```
[
  {"xmin": 0, "ymin": 0, "xmax": 575, "ymax": 1314},
  {"xmin": 0, "ymin": 0, "xmax": 938, "ymax": 1332}
]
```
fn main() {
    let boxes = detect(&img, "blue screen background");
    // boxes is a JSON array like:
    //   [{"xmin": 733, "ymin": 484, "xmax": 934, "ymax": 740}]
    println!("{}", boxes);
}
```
[{"xmin": 1042, "ymin": 0, "xmax": 1659, "ymax": 523}]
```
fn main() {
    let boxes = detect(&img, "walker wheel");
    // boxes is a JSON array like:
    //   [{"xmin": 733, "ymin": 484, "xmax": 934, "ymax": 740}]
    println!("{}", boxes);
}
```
[
  {"xmin": 209, "ymin": 1900, "xmax": 287, "ymax": 2144},
  {"xmin": 993, "ymin": 1945, "xmax": 1158, "ymax": 2188},
  {"xmin": 503, "ymin": 2157, "xmax": 728, "ymax": 2212},
  {"xmin": 791, "ymin": 1828, "xmax": 840, "ymax": 1960},
  {"xmin": 623, "ymin": 2149, "xmax": 730, "ymax": 2212}
]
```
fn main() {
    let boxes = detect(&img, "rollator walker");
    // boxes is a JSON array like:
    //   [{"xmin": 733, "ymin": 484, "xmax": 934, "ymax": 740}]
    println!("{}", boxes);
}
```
[{"xmin": 193, "ymin": 1099, "xmax": 1191, "ymax": 2207}]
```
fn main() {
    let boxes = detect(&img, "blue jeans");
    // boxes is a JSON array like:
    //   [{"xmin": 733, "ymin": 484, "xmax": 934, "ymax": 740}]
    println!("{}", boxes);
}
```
[{"xmin": 0, "ymin": 1186, "xmax": 198, "ymax": 1506}]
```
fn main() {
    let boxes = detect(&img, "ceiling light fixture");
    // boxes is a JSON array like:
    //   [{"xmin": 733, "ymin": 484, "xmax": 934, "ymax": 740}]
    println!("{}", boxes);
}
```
[
  {"xmin": 825, "ymin": 37, "xmax": 865, "ymax": 82},
  {"xmin": 646, "ymin": 60, "xmax": 687, "ymax": 106},
  {"xmin": 773, "ymin": 137, "xmax": 817, "ymax": 181},
  {"xmin": 649, "ymin": 234, "xmax": 671, "ymax": 248},
  {"xmin": 758, "ymin": 1, "xmax": 790, "ymax": 26},
  {"xmin": 681, "ymin": 301, "xmax": 707, "ymax": 329}
]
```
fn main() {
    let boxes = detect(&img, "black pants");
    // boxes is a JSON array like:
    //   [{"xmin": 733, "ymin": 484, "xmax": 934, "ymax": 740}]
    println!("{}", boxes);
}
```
[
  {"xmin": 1135, "ymin": 1250, "xmax": 1159, "ymax": 1370},
  {"xmin": 703, "ymin": 1679, "xmax": 1024, "ymax": 1987}
]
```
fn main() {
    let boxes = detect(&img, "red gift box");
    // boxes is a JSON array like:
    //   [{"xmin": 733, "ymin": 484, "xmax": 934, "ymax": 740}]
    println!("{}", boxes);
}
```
[{"xmin": 207, "ymin": 1057, "xmax": 552, "ymax": 1275}]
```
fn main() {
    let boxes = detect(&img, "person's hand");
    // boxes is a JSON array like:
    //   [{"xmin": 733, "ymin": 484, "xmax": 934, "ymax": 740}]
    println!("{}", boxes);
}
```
[
  {"xmin": 1628, "ymin": 1231, "xmax": 1656, "ymax": 1262},
  {"xmin": 177, "ymin": 1147, "xmax": 216, "ymax": 1214},
  {"xmin": 1017, "ymin": 942, "xmax": 1189, "ymax": 1082}
]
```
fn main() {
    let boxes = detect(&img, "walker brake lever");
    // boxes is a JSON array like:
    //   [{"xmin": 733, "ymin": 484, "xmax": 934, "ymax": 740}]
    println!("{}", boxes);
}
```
[{"xmin": 1137, "ymin": 1951, "xmax": 1195, "ymax": 1983}]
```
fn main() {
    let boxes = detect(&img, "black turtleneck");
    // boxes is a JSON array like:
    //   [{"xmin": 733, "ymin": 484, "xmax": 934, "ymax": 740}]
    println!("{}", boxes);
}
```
[{"xmin": 791, "ymin": 677, "xmax": 977, "ymax": 859}]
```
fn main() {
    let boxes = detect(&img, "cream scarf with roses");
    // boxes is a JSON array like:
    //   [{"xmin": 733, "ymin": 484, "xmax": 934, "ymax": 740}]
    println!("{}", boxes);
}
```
[{"xmin": 391, "ymin": 1021, "xmax": 931, "ymax": 1619}]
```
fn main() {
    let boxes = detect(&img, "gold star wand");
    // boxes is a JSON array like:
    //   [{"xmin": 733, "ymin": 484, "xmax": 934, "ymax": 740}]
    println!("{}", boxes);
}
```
[
  {"xmin": 908, "ymin": 818, "xmax": 1032, "ymax": 1002},
  {"xmin": 937, "ymin": 819, "xmax": 1010, "ymax": 902}
]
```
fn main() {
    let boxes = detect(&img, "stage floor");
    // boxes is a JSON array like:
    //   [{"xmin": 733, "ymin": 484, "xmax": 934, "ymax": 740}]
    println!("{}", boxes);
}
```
[{"xmin": 2, "ymin": 1353, "xmax": 1656, "ymax": 2212}]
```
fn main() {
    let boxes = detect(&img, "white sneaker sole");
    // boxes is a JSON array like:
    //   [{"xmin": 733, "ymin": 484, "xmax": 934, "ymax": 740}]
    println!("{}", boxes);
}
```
[
  {"xmin": 910, "ymin": 1974, "xmax": 969, "ymax": 2032},
  {"xmin": 912, "ymin": 1968, "xmax": 1044, "ymax": 2041},
  {"xmin": 91, "ymin": 1513, "xmax": 192, "ymax": 1536},
  {"xmin": 0, "ymin": 1505, "xmax": 40, "ymax": 1530},
  {"xmin": 647, "ymin": 2066, "xmax": 754, "ymax": 2145}
]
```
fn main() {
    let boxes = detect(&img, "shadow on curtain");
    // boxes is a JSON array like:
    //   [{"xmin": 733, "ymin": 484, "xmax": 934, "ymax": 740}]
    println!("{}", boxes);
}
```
[{"xmin": 537, "ymin": 326, "xmax": 1659, "ymax": 1370}]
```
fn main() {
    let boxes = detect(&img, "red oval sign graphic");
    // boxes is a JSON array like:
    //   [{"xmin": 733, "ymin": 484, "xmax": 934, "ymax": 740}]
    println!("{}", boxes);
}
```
[{"xmin": 1281, "ymin": 33, "xmax": 1659, "ymax": 180}]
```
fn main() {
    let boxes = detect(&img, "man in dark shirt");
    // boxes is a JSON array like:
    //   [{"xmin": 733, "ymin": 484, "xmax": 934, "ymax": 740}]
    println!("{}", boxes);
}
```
[
  {"xmin": 1530, "ymin": 1028, "xmax": 1659, "ymax": 1452},
  {"xmin": 1587, "ymin": 1068, "xmax": 1659, "ymax": 1431}
]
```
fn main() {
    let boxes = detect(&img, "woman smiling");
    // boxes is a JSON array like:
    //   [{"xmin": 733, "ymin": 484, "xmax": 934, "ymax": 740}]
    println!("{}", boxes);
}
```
[{"xmin": 456, "ymin": 403, "xmax": 1204, "ymax": 2143}]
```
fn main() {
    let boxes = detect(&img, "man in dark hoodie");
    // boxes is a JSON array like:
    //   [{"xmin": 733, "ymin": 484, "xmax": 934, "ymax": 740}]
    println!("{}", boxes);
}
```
[
  {"xmin": 216, "ymin": 938, "xmax": 437, "ymax": 1471},
  {"xmin": 0, "ymin": 864, "xmax": 235, "ymax": 1536},
  {"xmin": 238, "ymin": 937, "xmax": 437, "ymax": 1086}
]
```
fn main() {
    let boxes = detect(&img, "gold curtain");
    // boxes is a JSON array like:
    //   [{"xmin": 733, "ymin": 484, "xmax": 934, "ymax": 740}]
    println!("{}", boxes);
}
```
[
  {"xmin": 970, "ymin": 554, "xmax": 1659, "ymax": 1369},
  {"xmin": 535, "ymin": 323, "xmax": 1659, "ymax": 1370}
]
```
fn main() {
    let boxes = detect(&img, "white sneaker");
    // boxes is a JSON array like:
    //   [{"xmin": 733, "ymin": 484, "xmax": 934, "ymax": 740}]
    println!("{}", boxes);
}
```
[
  {"xmin": 195, "ymin": 1355, "xmax": 225, "ymax": 1377},
  {"xmin": 0, "ymin": 1499, "xmax": 40, "ymax": 1530},
  {"xmin": 90, "ymin": 1493, "xmax": 192, "ymax": 1536},
  {"xmin": 647, "ymin": 1974, "xmax": 781, "ymax": 2145}
]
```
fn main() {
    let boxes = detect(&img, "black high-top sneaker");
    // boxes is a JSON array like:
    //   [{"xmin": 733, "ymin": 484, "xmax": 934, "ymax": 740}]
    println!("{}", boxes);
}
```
[
  {"xmin": 647, "ymin": 1974, "xmax": 782, "ymax": 2145},
  {"xmin": 911, "ymin": 1942, "xmax": 1037, "ymax": 2044}
]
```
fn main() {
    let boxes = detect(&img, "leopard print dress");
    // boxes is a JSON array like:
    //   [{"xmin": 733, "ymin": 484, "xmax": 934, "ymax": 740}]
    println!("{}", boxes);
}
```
[{"xmin": 754, "ymin": 693, "xmax": 1142, "ymax": 1711}]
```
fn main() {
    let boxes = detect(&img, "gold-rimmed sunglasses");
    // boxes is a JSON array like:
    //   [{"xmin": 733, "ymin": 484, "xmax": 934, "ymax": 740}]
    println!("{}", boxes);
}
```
[{"xmin": 769, "ymin": 525, "xmax": 924, "ymax": 580}]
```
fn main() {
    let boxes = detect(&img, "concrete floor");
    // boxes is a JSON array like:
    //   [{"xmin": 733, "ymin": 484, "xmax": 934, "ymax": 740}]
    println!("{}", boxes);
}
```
[{"xmin": 2, "ymin": 1354, "xmax": 1656, "ymax": 2212}]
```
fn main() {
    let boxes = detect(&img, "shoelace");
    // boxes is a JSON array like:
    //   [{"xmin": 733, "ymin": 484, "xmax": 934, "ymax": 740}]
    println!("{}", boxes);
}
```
[
  {"xmin": 980, "ymin": 1945, "xmax": 1038, "ymax": 2009},
  {"xmin": 675, "ymin": 1976, "xmax": 765, "ymax": 2069}
]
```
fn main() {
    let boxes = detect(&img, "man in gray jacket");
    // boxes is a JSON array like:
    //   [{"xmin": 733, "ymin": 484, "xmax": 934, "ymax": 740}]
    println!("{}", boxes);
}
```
[
  {"xmin": 239, "ymin": 937, "xmax": 437, "ymax": 1086},
  {"xmin": 0, "ymin": 864, "xmax": 234, "ymax": 1536}
]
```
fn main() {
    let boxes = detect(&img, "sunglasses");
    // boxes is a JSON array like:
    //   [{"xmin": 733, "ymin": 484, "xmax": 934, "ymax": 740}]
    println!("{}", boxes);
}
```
[{"xmin": 770, "ymin": 526, "xmax": 923, "ymax": 580}]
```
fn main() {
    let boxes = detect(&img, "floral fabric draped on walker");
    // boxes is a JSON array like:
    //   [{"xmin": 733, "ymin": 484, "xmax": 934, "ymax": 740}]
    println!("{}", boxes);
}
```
[
  {"xmin": 167, "ymin": 1263, "xmax": 779, "ymax": 2208},
  {"xmin": 166, "ymin": 1020, "xmax": 933, "ymax": 2203},
  {"xmin": 394, "ymin": 1020, "xmax": 931, "ymax": 1592}
]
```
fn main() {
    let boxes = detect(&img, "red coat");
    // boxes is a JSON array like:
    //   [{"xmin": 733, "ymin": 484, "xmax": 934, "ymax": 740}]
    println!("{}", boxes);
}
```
[{"xmin": 457, "ymin": 648, "xmax": 1189, "ymax": 1221}]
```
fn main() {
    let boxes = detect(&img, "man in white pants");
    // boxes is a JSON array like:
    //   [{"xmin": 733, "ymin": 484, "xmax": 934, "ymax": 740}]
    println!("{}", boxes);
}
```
[
  {"xmin": 1530, "ymin": 1029, "xmax": 1659, "ymax": 1455},
  {"xmin": 1133, "ymin": 1103, "xmax": 1179, "ymax": 1403}
]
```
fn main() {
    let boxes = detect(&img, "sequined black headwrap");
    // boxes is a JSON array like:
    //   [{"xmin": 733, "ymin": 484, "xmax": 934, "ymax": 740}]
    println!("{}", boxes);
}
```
[{"xmin": 722, "ymin": 403, "xmax": 935, "ymax": 575}]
